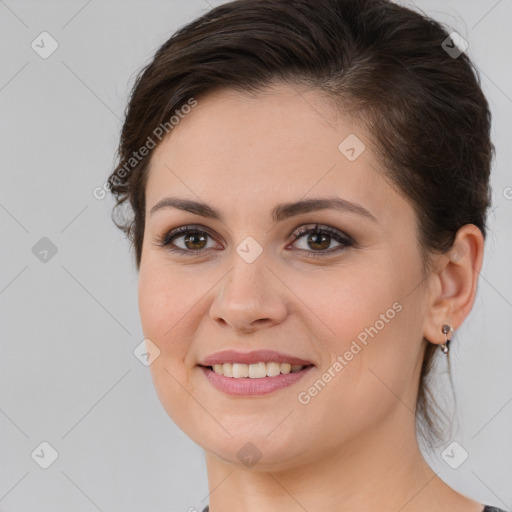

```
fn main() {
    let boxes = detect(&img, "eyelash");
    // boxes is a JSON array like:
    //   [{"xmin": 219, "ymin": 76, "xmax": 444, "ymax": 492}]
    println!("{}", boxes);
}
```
[{"xmin": 154, "ymin": 223, "xmax": 354, "ymax": 258}]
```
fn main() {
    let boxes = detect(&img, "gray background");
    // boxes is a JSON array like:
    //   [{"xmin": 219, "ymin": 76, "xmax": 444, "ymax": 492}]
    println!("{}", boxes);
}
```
[{"xmin": 1, "ymin": 0, "xmax": 511, "ymax": 511}]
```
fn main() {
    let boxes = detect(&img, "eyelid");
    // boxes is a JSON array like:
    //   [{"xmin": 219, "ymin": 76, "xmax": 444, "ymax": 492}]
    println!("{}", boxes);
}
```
[
  {"xmin": 289, "ymin": 224, "xmax": 354, "ymax": 245},
  {"xmin": 155, "ymin": 224, "xmax": 221, "ymax": 249}
]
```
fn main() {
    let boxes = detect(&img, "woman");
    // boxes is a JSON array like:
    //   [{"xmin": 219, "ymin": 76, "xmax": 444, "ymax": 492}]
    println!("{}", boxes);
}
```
[{"xmin": 108, "ymin": 0, "xmax": 505, "ymax": 510}]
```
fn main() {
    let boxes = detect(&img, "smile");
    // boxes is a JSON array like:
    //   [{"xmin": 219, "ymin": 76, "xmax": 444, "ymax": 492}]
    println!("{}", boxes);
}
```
[
  {"xmin": 210, "ymin": 361, "xmax": 305, "ymax": 378},
  {"xmin": 198, "ymin": 364, "xmax": 314, "ymax": 396}
]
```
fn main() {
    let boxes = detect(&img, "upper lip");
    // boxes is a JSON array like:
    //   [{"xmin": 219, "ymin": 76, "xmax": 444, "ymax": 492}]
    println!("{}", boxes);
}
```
[{"xmin": 198, "ymin": 349, "xmax": 314, "ymax": 367}]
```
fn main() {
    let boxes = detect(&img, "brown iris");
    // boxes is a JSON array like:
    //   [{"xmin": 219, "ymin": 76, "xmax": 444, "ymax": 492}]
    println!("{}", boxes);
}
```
[
  {"xmin": 307, "ymin": 232, "xmax": 331, "ymax": 251},
  {"xmin": 184, "ymin": 231, "xmax": 208, "ymax": 250}
]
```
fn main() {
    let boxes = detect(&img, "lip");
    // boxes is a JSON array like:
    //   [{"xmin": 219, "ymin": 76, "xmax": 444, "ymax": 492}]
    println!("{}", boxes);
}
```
[
  {"xmin": 198, "ymin": 349, "xmax": 314, "ymax": 367},
  {"xmin": 199, "ymin": 365, "xmax": 314, "ymax": 396}
]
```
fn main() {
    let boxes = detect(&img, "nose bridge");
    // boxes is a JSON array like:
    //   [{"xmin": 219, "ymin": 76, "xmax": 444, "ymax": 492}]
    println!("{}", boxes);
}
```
[{"xmin": 209, "ymin": 241, "xmax": 287, "ymax": 331}]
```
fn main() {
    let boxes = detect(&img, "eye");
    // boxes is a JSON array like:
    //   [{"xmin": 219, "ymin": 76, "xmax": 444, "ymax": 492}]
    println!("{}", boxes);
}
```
[
  {"xmin": 154, "ymin": 223, "xmax": 354, "ymax": 257},
  {"xmin": 154, "ymin": 225, "xmax": 219, "ymax": 254},
  {"xmin": 288, "ymin": 224, "xmax": 353, "ymax": 257}
]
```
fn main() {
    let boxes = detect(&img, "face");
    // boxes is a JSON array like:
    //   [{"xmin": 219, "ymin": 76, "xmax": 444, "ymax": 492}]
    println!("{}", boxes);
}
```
[{"xmin": 138, "ymin": 84, "xmax": 430, "ymax": 470}]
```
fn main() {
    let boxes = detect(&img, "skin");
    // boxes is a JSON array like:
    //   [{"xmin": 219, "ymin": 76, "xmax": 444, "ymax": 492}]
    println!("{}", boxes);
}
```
[{"xmin": 137, "ymin": 83, "xmax": 485, "ymax": 512}]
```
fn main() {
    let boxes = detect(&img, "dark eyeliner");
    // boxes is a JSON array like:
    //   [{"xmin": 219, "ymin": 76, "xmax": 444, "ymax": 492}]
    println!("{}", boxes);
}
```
[
  {"xmin": 154, "ymin": 224, "xmax": 217, "ymax": 254},
  {"xmin": 155, "ymin": 223, "xmax": 354, "ymax": 257},
  {"xmin": 288, "ymin": 224, "xmax": 354, "ymax": 258}
]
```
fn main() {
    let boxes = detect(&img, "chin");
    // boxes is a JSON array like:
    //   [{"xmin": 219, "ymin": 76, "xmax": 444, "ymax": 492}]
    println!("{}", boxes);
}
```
[
  {"xmin": 190, "ymin": 418, "xmax": 315, "ymax": 471},
  {"xmin": 203, "ymin": 436, "xmax": 309, "ymax": 472}
]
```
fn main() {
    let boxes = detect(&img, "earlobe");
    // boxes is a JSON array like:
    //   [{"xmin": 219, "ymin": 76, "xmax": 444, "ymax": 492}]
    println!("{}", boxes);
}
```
[{"xmin": 423, "ymin": 224, "xmax": 485, "ymax": 348}]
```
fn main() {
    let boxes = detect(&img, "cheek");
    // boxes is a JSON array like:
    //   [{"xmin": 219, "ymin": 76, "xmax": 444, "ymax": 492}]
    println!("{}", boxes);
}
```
[
  {"xmin": 137, "ymin": 261, "xmax": 196, "ymax": 399},
  {"xmin": 137, "ymin": 258, "xmax": 197, "ymax": 341},
  {"xmin": 137, "ymin": 261, "xmax": 201, "ymax": 429},
  {"xmin": 288, "ymin": 258, "xmax": 400, "ymax": 347},
  {"xmin": 290, "ymin": 258, "xmax": 421, "ymax": 404}
]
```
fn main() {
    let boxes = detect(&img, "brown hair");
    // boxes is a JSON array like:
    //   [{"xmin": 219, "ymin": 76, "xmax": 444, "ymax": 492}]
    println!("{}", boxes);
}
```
[{"xmin": 108, "ymin": 0, "xmax": 494, "ymax": 445}]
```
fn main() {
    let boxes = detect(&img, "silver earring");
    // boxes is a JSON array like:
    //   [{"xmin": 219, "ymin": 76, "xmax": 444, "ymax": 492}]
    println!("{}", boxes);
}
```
[{"xmin": 440, "ymin": 324, "xmax": 453, "ymax": 355}]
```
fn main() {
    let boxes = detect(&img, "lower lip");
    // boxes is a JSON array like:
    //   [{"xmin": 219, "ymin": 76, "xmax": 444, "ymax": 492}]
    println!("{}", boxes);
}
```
[{"xmin": 199, "ymin": 365, "xmax": 314, "ymax": 396}]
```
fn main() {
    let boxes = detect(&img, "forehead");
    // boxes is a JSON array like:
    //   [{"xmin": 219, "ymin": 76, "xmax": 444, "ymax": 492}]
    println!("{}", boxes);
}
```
[{"xmin": 145, "ymin": 84, "xmax": 404, "ymax": 224}]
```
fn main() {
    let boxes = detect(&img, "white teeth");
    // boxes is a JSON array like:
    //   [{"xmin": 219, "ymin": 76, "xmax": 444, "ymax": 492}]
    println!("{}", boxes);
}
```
[
  {"xmin": 248, "ymin": 362, "xmax": 267, "ymax": 378},
  {"xmin": 210, "ymin": 362, "xmax": 306, "ymax": 377},
  {"xmin": 232, "ymin": 363, "xmax": 249, "ymax": 378},
  {"xmin": 280, "ymin": 363, "xmax": 291, "ymax": 374},
  {"xmin": 266, "ymin": 362, "xmax": 281, "ymax": 377},
  {"xmin": 223, "ymin": 362, "xmax": 233, "ymax": 377}
]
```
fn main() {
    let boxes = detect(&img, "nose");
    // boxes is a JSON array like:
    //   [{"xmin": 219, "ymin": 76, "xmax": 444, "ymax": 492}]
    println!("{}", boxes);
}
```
[{"xmin": 209, "ymin": 256, "xmax": 288, "ymax": 334}]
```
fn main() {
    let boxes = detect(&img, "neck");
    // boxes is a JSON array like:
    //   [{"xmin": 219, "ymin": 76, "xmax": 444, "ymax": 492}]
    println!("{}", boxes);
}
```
[{"xmin": 203, "ymin": 408, "xmax": 450, "ymax": 512}]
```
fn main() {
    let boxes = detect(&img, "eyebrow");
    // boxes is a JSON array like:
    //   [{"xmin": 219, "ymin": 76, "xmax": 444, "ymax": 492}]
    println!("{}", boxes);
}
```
[{"xmin": 149, "ymin": 196, "xmax": 377, "ymax": 223}]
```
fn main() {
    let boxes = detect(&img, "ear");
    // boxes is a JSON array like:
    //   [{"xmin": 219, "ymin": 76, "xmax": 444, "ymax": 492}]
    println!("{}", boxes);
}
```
[{"xmin": 423, "ymin": 224, "xmax": 485, "ymax": 346}]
